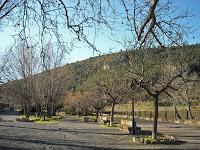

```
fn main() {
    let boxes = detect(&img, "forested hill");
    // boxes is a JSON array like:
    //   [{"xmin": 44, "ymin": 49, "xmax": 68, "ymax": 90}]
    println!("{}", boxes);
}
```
[
  {"xmin": 65, "ymin": 44, "xmax": 200, "ymax": 92},
  {"xmin": 1, "ymin": 44, "xmax": 200, "ymax": 110}
]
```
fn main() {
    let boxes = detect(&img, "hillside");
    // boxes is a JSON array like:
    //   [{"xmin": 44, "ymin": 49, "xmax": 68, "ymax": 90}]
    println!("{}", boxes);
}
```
[
  {"xmin": 1, "ymin": 45, "xmax": 200, "ymax": 111},
  {"xmin": 67, "ymin": 45, "xmax": 200, "ymax": 92}
]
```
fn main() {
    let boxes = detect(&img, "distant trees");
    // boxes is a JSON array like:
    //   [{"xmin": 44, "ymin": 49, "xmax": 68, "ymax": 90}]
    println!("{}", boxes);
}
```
[
  {"xmin": 64, "ymin": 92, "xmax": 93, "ymax": 116},
  {"xmin": 86, "ymin": 91, "xmax": 107, "ymax": 122},
  {"xmin": 36, "ymin": 42, "xmax": 71, "ymax": 118},
  {"xmin": 178, "ymin": 82, "xmax": 199, "ymax": 120},
  {"xmin": 1, "ymin": 40, "xmax": 71, "ymax": 118},
  {"xmin": 77, "ymin": 66, "xmax": 129, "ymax": 125}
]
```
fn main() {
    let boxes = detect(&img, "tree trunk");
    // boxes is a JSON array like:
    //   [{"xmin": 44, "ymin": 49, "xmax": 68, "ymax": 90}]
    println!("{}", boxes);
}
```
[
  {"xmin": 188, "ymin": 103, "xmax": 194, "ymax": 119},
  {"xmin": 24, "ymin": 101, "xmax": 29, "ymax": 118},
  {"xmin": 47, "ymin": 105, "xmax": 53, "ymax": 118},
  {"xmin": 174, "ymin": 105, "xmax": 181, "ymax": 120},
  {"xmin": 131, "ymin": 98, "xmax": 135, "ymax": 135},
  {"xmin": 152, "ymin": 95, "xmax": 158, "ymax": 139},
  {"xmin": 52, "ymin": 106, "xmax": 56, "ymax": 116},
  {"xmin": 110, "ymin": 103, "xmax": 115, "ymax": 126},
  {"xmin": 43, "ymin": 114, "xmax": 46, "ymax": 121},
  {"xmin": 172, "ymin": 99, "xmax": 181, "ymax": 120},
  {"xmin": 23, "ymin": 105, "xmax": 26, "ymax": 117},
  {"xmin": 95, "ymin": 109, "xmax": 99, "ymax": 122}
]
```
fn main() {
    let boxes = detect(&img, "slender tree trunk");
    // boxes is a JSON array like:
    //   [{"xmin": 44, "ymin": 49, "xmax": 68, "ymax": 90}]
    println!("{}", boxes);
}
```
[
  {"xmin": 43, "ymin": 114, "xmax": 46, "ymax": 121},
  {"xmin": 35, "ymin": 104, "xmax": 37, "ymax": 117},
  {"xmin": 95, "ymin": 109, "xmax": 99, "ymax": 122},
  {"xmin": 172, "ymin": 99, "xmax": 181, "ymax": 120},
  {"xmin": 43, "ymin": 98, "xmax": 47, "ymax": 121},
  {"xmin": 23, "ymin": 105, "xmax": 26, "ymax": 116},
  {"xmin": 24, "ymin": 101, "xmax": 29, "ymax": 118},
  {"xmin": 52, "ymin": 106, "xmax": 56, "ymax": 116},
  {"xmin": 152, "ymin": 95, "xmax": 158, "ymax": 140},
  {"xmin": 174, "ymin": 105, "xmax": 181, "ymax": 120},
  {"xmin": 110, "ymin": 102, "xmax": 115, "ymax": 126},
  {"xmin": 47, "ymin": 105, "xmax": 53, "ymax": 118},
  {"xmin": 131, "ymin": 98, "xmax": 135, "ymax": 135},
  {"xmin": 188, "ymin": 103, "xmax": 194, "ymax": 119}
]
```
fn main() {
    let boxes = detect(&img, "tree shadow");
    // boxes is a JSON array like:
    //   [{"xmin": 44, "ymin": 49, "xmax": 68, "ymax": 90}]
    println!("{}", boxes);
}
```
[
  {"xmin": 0, "ymin": 136, "xmax": 130, "ymax": 150},
  {"xmin": 0, "ymin": 124, "xmax": 129, "ymax": 136},
  {"xmin": 0, "ymin": 110, "xmax": 19, "ymax": 116},
  {"xmin": 0, "ymin": 145, "xmax": 29, "ymax": 150}
]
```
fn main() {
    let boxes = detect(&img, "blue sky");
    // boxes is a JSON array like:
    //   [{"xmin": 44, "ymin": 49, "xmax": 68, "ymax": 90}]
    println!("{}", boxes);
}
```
[
  {"xmin": 174, "ymin": 0, "xmax": 200, "ymax": 44},
  {"xmin": 0, "ymin": 0, "xmax": 200, "ymax": 63}
]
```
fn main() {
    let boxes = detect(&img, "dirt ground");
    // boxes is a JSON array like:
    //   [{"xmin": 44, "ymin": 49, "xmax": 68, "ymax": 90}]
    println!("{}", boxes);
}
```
[{"xmin": 0, "ymin": 115, "xmax": 199, "ymax": 150}]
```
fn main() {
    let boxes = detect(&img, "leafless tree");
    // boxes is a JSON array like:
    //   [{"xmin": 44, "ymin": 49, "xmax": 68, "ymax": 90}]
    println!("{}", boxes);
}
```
[
  {"xmin": 120, "ymin": 0, "xmax": 191, "ymax": 48},
  {"xmin": 123, "ymin": 49, "xmax": 191, "ymax": 139},
  {"xmin": 2, "ymin": 40, "xmax": 39, "ymax": 118},
  {"xmin": 95, "ymin": 70, "xmax": 128, "ymax": 126},
  {"xmin": 0, "ymin": 0, "xmax": 20, "ymax": 22},
  {"xmin": 37, "ymin": 42, "xmax": 72, "ymax": 118},
  {"xmin": 177, "ymin": 81, "xmax": 199, "ymax": 119},
  {"xmin": 0, "ymin": 0, "xmax": 117, "ymax": 56},
  {"xmin": 117, "ymin": 0, "xmax": 193, "ymax": 140},
  {"xmin": 64, "ymin": 92, "xmax": 93, "ymax": 116}
]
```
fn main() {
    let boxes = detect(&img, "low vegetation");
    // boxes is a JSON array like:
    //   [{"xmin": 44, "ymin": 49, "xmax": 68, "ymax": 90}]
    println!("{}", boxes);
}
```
[
  {"xmin": 16, "ymin": 115, "xmax": 63, "ymax": 123},
  {"xmin": 133, "ymin": 134, "xmax": 179, "ymax": 144}
]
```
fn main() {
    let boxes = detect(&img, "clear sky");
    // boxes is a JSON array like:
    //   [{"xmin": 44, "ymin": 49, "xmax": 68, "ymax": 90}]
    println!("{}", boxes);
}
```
[{"xmin": 0, "ymin": 0, "xmax": 200, "ymax": 63}]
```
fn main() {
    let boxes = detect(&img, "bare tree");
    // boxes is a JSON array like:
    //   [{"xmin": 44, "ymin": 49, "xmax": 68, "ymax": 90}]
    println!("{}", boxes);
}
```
[
  {"xmin": 116, "ymin": 0, "xmax": 193, "ymax": 140},
  {"xmin": 178, "ymin": 82, "xmax": 199, "ymax": 120},
  {"xmin": 0, "ymin": 0, "xmax": 117, "ymax": 56},
  {"xmin": 95, "ymin": 69, "xmax": 128, "ymax": 126},
  {"xmin": 120, "ymin": 0, "xmax": 191, "ymax": 48},
  {"xmin": 37, "ymin": 42, "xmax": 72, "ymax": 118},
  {"xmin": 122, "ymin": 49, "xmax": 191, "ymax": 139},
  {"xmin": 64, "ymin": 92, "xmax": 93, "ymax": 116},
  {"xmin": 2, "ymin": 40, "xmax": 39, "ymax": 118},
  {"xmin": 0, "ymin": 0, "xmax": 20, "ymax": 21}
]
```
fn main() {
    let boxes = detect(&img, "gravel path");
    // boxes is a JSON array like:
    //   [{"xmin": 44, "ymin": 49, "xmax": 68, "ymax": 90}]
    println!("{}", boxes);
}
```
[{"xmin": 0, "ymin": 115, "xmax": 199, "ymax": 150}]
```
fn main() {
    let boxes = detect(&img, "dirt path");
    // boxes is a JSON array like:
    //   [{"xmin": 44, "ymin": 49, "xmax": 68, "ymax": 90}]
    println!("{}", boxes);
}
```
[{"xmin": 0, "ymin": 115, "xmax": 199, "ymax": 149}]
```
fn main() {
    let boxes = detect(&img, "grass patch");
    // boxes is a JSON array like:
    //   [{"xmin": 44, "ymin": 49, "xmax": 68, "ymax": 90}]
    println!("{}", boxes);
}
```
[
  {"xmin": 16, "ymin": 115, "xmax": 63, "ymax": 123},
  {"xmin": 100, "ymin": 124, "xmax": 118, "ymax": 128},
  {"xmin": 133, "ymin": 134, "xmax": 179, "ymax": 144}
]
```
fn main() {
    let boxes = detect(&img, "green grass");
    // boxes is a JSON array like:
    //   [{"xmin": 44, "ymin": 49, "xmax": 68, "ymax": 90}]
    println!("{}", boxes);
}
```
[
  {"xmin": 16, "ymin": 115, "xmax": 63, "ymax": 123},
  {"xmin": 100, "ymin": 124, "xmax": 118, "ymax": 128},
  {"xmin": 135, "ymin": 134, "xmax": 177, "ymax": 144}
]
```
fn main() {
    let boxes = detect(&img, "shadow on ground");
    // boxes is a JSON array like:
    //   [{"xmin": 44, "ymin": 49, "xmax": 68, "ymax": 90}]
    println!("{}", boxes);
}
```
[
  {"xmin": 0, "ymin": 135, "xmax": 129, "ymax": 150},
  {"xmin": 0, "ymin": 145, "xmax": 29, "ymax": 150}
]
